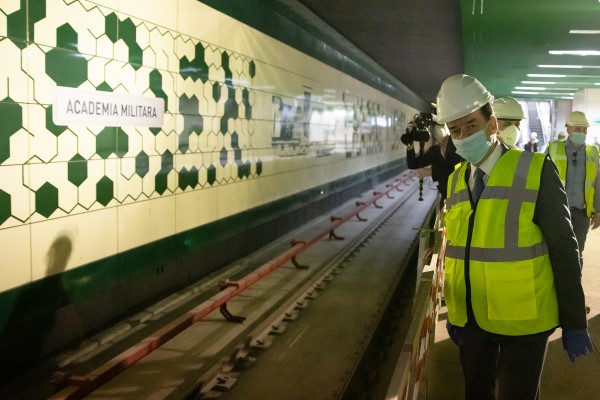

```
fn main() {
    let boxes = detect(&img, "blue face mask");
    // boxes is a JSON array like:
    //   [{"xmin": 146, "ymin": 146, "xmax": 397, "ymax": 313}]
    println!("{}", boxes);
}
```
[{"xmin": 453, "ymin": 129, "xmax": 492, "ymax": 164}]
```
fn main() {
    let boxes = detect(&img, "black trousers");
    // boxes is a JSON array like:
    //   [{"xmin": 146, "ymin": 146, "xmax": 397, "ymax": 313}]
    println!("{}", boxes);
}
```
[
  {"xmin": 570, "ymin": 207, "xmax": 590, "ymax": 268},
  {"xmin": 456, "ymin": 322, "xmax": 553, "ymax": 400}
]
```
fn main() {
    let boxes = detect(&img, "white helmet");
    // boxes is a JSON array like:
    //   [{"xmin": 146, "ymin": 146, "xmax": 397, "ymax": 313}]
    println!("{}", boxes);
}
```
[
  {"xmin": 530, "ymin": 132, "xmax": 539, "ymax": 143},
  {"xmin": 432, "ymin": 123, "xmax": 449, "ymax": 141},
  {"xmin": 557, "ymin": 131, "xmax": 566, "ymax": 141},
  {"xmin": 493, "ymin": 96, "xmax": 525, "ymax": 120},
  {"xmin": 436, "ymin": 74, "xmax": 494, "ymax": 124},
  {"xmin": 565, "ymin": 111, "xmax": 590, "ymax": 127}
]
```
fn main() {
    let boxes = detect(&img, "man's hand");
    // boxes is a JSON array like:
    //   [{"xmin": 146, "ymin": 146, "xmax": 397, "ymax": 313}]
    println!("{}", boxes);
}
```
[
  {"xmin": 562, "ymin": 329, "xmax": 593, "ymax": 362},
  {"xmin": 416, "ymin": 168, "xmax": 432, "ymax": 179},
  {"xmin": 591, "ymin": 212, "xmax": 600, "ymax": 229},
  {"xmin": 446, "ymin": 321, "xmax": 460, "ymax": 345}
]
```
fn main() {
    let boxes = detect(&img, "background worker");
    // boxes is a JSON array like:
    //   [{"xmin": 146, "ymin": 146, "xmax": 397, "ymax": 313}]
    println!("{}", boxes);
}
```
[
  {"xmin": 547, "ymin": 111, "xmax": 600, "ymax": 274},
  {"xmin": 403, "ymin": 121, "xmax": 462, "ymax": 202},
  {"xmin": 524, "ymin": 132, "xmax": 539, "ymax": 152},
  {"xmin": 493, "ymin": 96, "xmax": 524, "ymax": 149},
  {"xmin": 438, "ymin": 74, "xmax": 592, "ymax": 400}
]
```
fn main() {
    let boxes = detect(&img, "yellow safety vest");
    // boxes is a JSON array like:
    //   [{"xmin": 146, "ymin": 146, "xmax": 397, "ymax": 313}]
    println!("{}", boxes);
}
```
[
  {"xmin": 444, "ymin": 150, "xmax": 559, "ymax": 335},
  {"xmin": 547, "ymin": 141, "xmax": 598, "ymax": 217}
]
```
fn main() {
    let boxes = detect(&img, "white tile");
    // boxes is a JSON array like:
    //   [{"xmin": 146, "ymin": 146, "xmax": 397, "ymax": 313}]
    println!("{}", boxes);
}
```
[
  {"xmin": 118, "ymin": 0, "xmax": 178, "ymax": 31},
  {"xmin": 217, "ymin": 179, "xmax": 248, "ymax": 219},
  {"xmin": 177, "ymin": 0, "xmax": 221, "ymax": 45},
  {"xmin": 0, "ymin": 224, "xmax": 31, "ymax": 291},
  {"xmin": 175, "ymin": 185, "xmax": 218, "ymax": 233},
  {"xmin": 0, "ymin": 164, "xmax": 30, "ymax": 228},
  {"xmin": 0, "ymin": 39, "xmax": 30, "ymax": 104},
  {"xmin": 117, "ymin": 195, "xmax": 176, "ymax": 252},
  {"xmin": 34, "ymin": 0, "xmax": 109, "ymax": 54},
  {"xmin": 30, "ymin": 207, "xmax": 118, "ymax": 280}
]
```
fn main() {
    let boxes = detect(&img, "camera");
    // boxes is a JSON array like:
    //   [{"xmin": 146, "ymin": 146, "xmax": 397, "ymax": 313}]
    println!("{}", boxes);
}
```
[{"xmin": 401, "ymin": 112, "xmax": 434, "ymax": 145}]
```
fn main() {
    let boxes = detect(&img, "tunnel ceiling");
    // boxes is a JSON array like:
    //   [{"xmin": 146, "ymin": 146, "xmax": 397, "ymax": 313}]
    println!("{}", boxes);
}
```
[{"xmin": 297, "ymin": 0, "xmax": 600, "ymax": 105}]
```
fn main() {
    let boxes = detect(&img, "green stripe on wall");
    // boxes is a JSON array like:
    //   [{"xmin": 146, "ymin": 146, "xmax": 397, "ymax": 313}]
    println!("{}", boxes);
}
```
[{"xmin": 0, "ymin": 160, "xmax": 405, "ymax": 333}]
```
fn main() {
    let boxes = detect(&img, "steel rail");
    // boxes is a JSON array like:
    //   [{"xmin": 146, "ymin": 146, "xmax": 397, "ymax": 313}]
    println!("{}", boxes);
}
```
[{"xmin": 50, "ymin": 171, "xmax": 417, "ymax": 400}]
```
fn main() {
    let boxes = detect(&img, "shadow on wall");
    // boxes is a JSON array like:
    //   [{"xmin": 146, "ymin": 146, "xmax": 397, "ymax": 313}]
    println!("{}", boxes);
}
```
[{"xmin": 0, "ymin": 233, "xmax": 79, "ymax": 385}]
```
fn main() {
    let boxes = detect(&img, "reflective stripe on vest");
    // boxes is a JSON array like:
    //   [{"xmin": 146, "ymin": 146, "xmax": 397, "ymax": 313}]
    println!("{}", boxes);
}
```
[
  {"xmin": 547, "ymin": 140, "xmax": 598, "ymax": 217},
  {"xmin": 444, "ymin": 150, "xmax": 559, "ymax": 335}
]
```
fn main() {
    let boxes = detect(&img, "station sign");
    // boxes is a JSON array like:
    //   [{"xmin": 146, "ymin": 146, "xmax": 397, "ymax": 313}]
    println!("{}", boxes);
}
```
[{"xmin": 53, "ymin": 86, "xmax": 164, "ymax": 127}]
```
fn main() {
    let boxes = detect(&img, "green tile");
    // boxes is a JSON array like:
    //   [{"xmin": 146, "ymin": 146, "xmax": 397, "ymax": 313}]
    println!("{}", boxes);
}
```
[
  {"xmin": 0, "ymin": 188, "xmax": 11, "ymax": 225},
  {"xmin": 35, "ymin": 182, "xmax": 59, "ymax": 218},
  {"xmin": 96, "ymin": 176, "xmax": 113, "ymax": 206},
  {"xmin": 0, "ymin": 99, "xmax": 23, "ymax": 164},
  {"xmin": 67, "ymin": 154, "xmax": 87, "ymax": 187}
]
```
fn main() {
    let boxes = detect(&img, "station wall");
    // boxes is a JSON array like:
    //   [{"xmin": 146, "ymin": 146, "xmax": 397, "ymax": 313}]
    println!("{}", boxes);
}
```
[{"xmin": 0, "ymin": 0, "xmax": 422, "ymax": 368}]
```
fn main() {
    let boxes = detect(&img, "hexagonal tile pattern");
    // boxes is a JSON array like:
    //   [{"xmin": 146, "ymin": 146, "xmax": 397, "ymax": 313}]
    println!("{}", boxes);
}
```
[{"xmin": 0, "ymin": 0, "xmax": 395, "ymax": 293}]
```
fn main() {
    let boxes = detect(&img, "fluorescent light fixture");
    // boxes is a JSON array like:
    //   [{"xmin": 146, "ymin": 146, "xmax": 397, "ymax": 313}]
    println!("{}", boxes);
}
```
[
  {"xmin": 538, "ymin": 65, "xmax": 582, "ymax": 69},
  {"xmin": 528, "ymin": 73, "xmax": 600, "ymax": 78},
  {"xmin": 515, "ymin": 87, "xmax": 577, "ymax": 91},
  {"xmin": 513, "ymin": 91, "xmax": 539, "ymax": 95},
  {"xmin": 521, "ymin": 81, "xmax": 555, "ymax": 84},
  {"xmin": 522, "ymin": 81, "xmax": 597, "ymax": 85},
  {"xmin": 569, "ymin": 30, "xmax": 600, "ymax": 34},
  {"xmin": 512, "ymin": 91, "xmax": 575, "ymax": 96},
  {"xmin": 538, "ymin": 64, "xmax": 600, "ymax": 69},
  {"xmin": 549, "ymin": 50, "xmax": 600, "ymax": 55},
  {"xmin": 527, "ymin": 74, "xmax": 566, "ymax": 77}
]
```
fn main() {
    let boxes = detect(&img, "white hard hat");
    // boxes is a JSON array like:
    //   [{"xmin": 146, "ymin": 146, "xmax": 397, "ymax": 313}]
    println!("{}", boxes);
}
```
[
  {"xmin": 565, "ymin": 111, "xmax": 590, "ymax": 127},
  {"xmin": 436, "ymin": 74, "xmax": 494, "ymax": 124},
  {"xmin": 557, "ymin": 131, "xmax": 566, "ymax": 141},
  {"xmin": 493, "ymin": 96, "xmax": 525, "ymax": 120},
  {"xmin": 530, "ymin": 132, "xmax": 539, "ymax": 143},
  {"xmin": 432, "ymin": 123, "xmax": 449, "ymax": 141}
]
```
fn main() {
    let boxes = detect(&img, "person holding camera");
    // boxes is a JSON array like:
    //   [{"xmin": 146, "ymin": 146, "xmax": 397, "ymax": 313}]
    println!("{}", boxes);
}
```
[
  {"xmin": 402, "ymin": 119, "xmax": 462, "ymax": 202},
  {"xmin": 438, "ymin": 74, "xmax": 592, "ymax": 400}
]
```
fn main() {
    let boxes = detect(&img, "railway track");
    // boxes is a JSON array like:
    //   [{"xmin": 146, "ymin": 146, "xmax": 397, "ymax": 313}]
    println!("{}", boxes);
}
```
[{"xmin": 6, "ymin": 172, "xmax": 437, "ymax": 400}]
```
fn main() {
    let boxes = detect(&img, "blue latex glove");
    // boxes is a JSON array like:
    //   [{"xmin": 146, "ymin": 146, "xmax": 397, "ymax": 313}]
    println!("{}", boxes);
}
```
[
  {"xmin": 562, "ymin": 329, "xmax": 593, "ymax": 362},
  {"xmin": 446, "ymin": 320, "xmax": 459, "ymax": 345}
]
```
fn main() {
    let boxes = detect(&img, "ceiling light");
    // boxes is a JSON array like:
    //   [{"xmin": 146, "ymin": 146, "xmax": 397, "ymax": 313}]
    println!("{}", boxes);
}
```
[
  {"xmin": 538, "ymin": 65, "xmax": 583, "ymax": 69},
  {"xmin": 515, "ymin": 87, "xmax": 578, "ymax": 91},
  {"xmin": 528, "ymin": 74, "xmax": 600, "ymax": 78},
  {"xmin": 538, "ymin": 65, "xmax": 600, "ymax": 69},
  {"xmin": 521, "ymin": 81, "xmax": 555, "ymax": 84},
  {"xmin": 516, "ymin": 86, "xmax": 546, "ymax": 90},
  {"xmin": 528, "ymin": 74, "xmax": 566, "ymax": 77},
  {"xmin": 522, "ymin": 81, "xmax": 597, "ymax": 85},
  {"xmin": 512, "ymin": 91, "xmax": 575, "ymax": 96},
  {"xmin": 549, "ymin": 50, "xmax": 600, "ymax": 55},
  {"xmin": 513, "ymin": 91, "xmax": 539, "ymax": 95},
  {"xmin": 569, "ymin": 30, "xmax": 600, "ymax": 34}
]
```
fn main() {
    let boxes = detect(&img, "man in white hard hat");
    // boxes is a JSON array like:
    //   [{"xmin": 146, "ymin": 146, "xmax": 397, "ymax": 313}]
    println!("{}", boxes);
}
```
[
  {"xmin": 547, "ymin": 111, "xmax": 600, "ymax": 277},
  {"xmin": 438, "ymin": 74, "xmax": 591, "ymax": 400},
  {"xmin": 524, "ymin": 132, "xmax": 539, "ymax": 152},
  {"xmin": 493, "ymin": 96, "xmax": 524, "ymax": 149}
]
